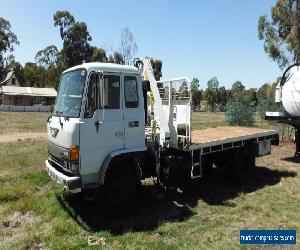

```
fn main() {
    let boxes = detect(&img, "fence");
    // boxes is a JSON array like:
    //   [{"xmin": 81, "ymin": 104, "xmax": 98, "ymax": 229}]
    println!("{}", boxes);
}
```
[
  {"xmin": 224, "ymin": 110, "xmax": 295, "ymax": 142},
  {"xmin": 0, "ymin": 105, "xmax": 52, "ymax": 112},
  {"xmin": 0, "ymin": 94, "xmax": 55, "ymax": 112},
  {"xmin": 253, "ymin": 113, "xmax": 295, "ymax": 141}
]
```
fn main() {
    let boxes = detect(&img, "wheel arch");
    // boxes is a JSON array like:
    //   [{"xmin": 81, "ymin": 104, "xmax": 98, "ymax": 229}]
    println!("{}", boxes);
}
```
[{"xmin": 98, "ymin": 148, "xmax": 146, "ymax": 185}]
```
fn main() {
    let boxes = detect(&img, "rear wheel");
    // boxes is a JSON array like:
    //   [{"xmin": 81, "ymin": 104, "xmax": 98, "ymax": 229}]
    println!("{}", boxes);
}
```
[
  {"xmin": 103, "ymin": 166, "xmax": 136, "ymax": 216},
  {"xmin": 232, "ymin": 147, "xmax": 255, "ymax": 182},
  {"xmin": 202, "ymin": 156, "xmax": 213, "ymax": 176}
]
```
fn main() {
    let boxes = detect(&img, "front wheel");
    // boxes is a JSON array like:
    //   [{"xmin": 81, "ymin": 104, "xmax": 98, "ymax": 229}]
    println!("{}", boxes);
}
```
[{"xmin": 102, "ymin": 166, "xmax": 136, "ymax": 216}]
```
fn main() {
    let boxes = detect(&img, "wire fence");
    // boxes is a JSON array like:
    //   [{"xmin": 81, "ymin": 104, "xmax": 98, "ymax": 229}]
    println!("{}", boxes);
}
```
[
  {"xmin": 0, "ymin": 94, "xmax": 55, "ymax": 112},
  {"xmin": 253, "ymin": 113, "xmax": 295, "ymax": 142}
]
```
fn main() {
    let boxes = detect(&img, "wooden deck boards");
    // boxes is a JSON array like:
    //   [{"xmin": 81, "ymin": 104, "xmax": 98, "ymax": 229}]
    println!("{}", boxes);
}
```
[{"xmin": 191, "ymin": 126, "xmax": 276, "ymax": 145}]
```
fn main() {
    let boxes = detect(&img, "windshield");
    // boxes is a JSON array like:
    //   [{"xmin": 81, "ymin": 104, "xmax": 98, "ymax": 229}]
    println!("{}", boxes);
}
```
[{"xmin": 54, "ymin": 69, "xmax": 87, "ymax": 118}]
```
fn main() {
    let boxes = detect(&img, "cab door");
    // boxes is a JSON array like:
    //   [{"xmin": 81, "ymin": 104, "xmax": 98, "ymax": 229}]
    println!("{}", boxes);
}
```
[
  {"xmin": 80, "ymin": 73, "xmax": 124, "ymax": 178},
  {"xmin": 123, "ymin": 74, "xmax": 145, "ymax": 149}
]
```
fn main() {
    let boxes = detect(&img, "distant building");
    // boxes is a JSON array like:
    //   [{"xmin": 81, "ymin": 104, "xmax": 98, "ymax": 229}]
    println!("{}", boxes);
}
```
[
  {"xmin": 0, "ymin": 70, "xmax": 20, "ymax": 87},
  {"xmin": 0, "ymin": 70, "xmax": 57, "ymax": 112},
  {"xmin": 1, "ymin": 86, "xmax": 57, "ymax": 105}
]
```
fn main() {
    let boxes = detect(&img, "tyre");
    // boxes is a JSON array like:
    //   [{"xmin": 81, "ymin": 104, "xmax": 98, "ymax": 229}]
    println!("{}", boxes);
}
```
[
  {"xmin": 233, "ymin": 147, "xmax": 255, "ymax": 182},
  {"xmin": 202, "ymin": 156, "xmax": 213, "ymax": 176},
  {"xmin": 103, "ymin": 165, "xmax": 136, "ymax": 216}
]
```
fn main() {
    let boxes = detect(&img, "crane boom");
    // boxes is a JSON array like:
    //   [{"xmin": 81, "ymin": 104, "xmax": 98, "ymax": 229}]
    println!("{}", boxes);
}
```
[{"xmin": 142, "ymin": 58, "xmax": 170, "ymax": 146}]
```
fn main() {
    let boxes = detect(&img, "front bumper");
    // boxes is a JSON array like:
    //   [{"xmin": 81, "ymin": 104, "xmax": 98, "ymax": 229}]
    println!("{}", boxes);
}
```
[{"xmin": 45, "ymin": 160, "xmax": 81, "ymax": 193}]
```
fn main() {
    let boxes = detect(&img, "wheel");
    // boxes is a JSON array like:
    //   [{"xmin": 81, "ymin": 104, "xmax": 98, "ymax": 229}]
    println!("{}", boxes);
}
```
[
  {"xmin": 103, "ymin": 166, "xmax": 136, "ymax": 216},
  {"xmin": 232, "ymin": 147, "xmax": 255, "ymax": 182},
  {"xmin": 202, "ymin": 156, "xmax": 213, "ymax": 176},
  {"xmin": 157, "ymin": 156, "xmax": 175, "ymax": 187}
]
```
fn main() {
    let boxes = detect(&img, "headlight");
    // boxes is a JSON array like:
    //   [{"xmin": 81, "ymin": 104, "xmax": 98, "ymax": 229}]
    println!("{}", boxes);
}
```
[{"xmin": 70, "ymin": 145, "xmax": 79, "ymax": 161}]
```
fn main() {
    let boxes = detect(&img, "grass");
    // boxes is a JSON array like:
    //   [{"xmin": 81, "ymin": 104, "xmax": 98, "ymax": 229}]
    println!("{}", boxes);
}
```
[
  {"xmin": 192, "ymin": 112, "xmax": 226, "ymax": 130},
  {"xmin": 0, "ymin": 112, "xmax": 50, "ymax": 134},
  {"xmin": 0, "ymin": 112, "xmax": 299, "ymax": 249}
]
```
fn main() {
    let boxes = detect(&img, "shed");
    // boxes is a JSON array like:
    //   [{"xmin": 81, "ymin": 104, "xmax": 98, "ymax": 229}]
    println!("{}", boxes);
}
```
[{"xmin": 0, "ymin": 86, "xmax": 57, "ymax": 106}]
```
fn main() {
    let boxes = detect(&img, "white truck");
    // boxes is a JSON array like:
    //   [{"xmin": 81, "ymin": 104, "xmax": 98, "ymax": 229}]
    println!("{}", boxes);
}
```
[{"xmin": 46, "ymin": 58, "xmax": 279, "ymax": 214}]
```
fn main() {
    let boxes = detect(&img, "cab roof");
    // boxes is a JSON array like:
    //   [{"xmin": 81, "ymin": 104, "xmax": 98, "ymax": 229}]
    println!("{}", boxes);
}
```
[{"xmin": 64, "ymin": 62, "xmax": 141, "ymax": 75}]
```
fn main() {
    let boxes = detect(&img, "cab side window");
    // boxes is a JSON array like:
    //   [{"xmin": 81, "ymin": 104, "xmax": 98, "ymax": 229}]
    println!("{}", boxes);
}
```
[
  {"xmin": 124, "ymin": 76, "xmax": 138, "ymax": 108},
  {"xmin": 84, "ymin": 74, "xmax": 98, "ymax": 117},
  {"xmin": 101, "ymin": 75, "xmax": 120, "ymax": 109}
]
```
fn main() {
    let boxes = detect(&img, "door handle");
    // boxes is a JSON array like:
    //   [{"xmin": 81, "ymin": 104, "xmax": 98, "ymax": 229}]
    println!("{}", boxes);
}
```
[
  {"xmin": 95, "ymin": 121, "xmax": 103, "ymax": 126},
  {"xmin": 94, "ymin": 120, "xmax": 103, "ymax": 132}
]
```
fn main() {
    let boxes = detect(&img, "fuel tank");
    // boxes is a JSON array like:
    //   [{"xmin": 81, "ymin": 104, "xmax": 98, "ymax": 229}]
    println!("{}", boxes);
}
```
[{"xmin": 282, "ymin": 66, "xmax": 300, "ymax": 116}]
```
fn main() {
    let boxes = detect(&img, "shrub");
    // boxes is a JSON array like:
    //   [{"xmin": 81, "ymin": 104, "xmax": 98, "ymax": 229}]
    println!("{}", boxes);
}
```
[
  {"xmin": 225, "ymin": 96, "xmax": 254, "ymax": 126},
  {"xmin": 257, "ymin": 96, "xmax": 282, "ymax": 118}
]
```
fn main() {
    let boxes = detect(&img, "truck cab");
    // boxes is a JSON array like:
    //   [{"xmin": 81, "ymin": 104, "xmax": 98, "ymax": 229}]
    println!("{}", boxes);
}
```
[{"xmin": 46, "ymin": 63, "xmax": 146, "ymax": 199}]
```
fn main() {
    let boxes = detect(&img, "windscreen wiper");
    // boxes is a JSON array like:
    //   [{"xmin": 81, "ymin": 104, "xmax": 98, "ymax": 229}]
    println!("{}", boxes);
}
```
[{"xmin": 56, "ymin": 111, "xmax": 64, "ymax": 128}]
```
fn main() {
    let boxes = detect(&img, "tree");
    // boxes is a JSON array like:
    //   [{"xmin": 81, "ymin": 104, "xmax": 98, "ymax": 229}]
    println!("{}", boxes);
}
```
[
  {"xmin": 191, "ymin": 78, "xmax": 200, "ymax": 92},
  {"xmin": 204, "ymin": 77, "xmax": 219, "ymax": 111},
  {"xmin": 62, "ymin": 22, "xmax": 92, "ymax": 67},
  {"xmin": 35, "ymin": 45, "xmax": 59, "ymax": 68},
  {"xmin": 245, "ymin": 88, "xmax": 258, "ymax": 104},
  {"xmin": 178, "ymin": 80, "xmax": 189, "ymax": 97},
  {"xmin": 45, "ymin": 64, "xmax": 60, "ymax": 89},
  {"xmin": 231, "ymin": 80, "xmax": 245, "ymax": 99},
  {"xmin": 257, "ymin": 83, "xmax": 273, "ymax": 102},
  {"xmin": 120, "ymin": 28, "xmax": 138, "ymax": 65},
  {"xmin": 106, "ymin": 52, "xmax": 125, "ymax": 64},
  {"xmin": 53, "ymin": 11, "xmax": 92, "ymax": 68},
  {"xmin": 108, "ymin": 55, "xmax": 114, "ymax": 63},
  {"xmin": 113, "ymin": 52, "xmax": 125, "ymax": 64},
  {"xmin": 91, "ymin": 47, "xmax": 107, "ymax": 62},
  {"xmin": 190, "ymin": 78, "xmax": 201, "ymax": 111},
  {"xmin": 150, "ymin": 58, "xmax": 163, "ymax": 81},
  {"xmin": 53, "ymin": 11, "xmax": 75, "ymax": 40},
  {"xmin": 23, "ymin": 63, "xmax": 45, "ymax": 87},
  {"xmin": 258, "ymin": 0, "xmax": 300, "ymax": 68},
  {"xmin": 35, "ymin": 45, "xmax": 62, "ymax": 89},
  {"xmin": 0, "ymin": 17, "xmax": 19, "ymax": 79},
  {"xmin": 218, "ymin": 86, "xmax": 228, "ymax": 111},
  {"xmin": 226, "ymin": 95, "xmax": 255, "ymax": 126},
  {"xmin": 257, "ymin": 96, "xmax": 281, "ymax": 118}
]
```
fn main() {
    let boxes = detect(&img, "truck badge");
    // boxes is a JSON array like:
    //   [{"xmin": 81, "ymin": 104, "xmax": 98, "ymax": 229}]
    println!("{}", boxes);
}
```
[{"xmin": 50, "ymin": 127, "xmax": 59, "ymax": 138}]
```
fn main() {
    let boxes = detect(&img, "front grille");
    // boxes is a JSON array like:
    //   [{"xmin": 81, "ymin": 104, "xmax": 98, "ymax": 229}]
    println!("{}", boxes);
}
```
[
  {"xmin": 50, "ymin": 154, "xmax": 64, "ymax": 167},
  {"xmin": 48, "ymin": 159, "xmax": 76, "ymax": 177}
]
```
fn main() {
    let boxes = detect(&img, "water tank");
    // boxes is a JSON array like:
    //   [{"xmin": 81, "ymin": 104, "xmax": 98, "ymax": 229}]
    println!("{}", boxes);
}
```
[{"xmin": 282, "ymin": 66, "xmax": 300, "ymax": 116}]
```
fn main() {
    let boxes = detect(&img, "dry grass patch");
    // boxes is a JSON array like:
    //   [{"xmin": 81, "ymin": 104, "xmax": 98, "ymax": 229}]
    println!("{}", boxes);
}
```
[{"xmin": 0, "ymin": 112, "xmax": 49, "ymax": 135}]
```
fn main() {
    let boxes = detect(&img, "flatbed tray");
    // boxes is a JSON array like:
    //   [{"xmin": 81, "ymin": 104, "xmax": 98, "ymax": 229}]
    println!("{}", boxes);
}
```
[{"xmin": 189, "ymin": 126, "xmax": 278, "ymax": 152}]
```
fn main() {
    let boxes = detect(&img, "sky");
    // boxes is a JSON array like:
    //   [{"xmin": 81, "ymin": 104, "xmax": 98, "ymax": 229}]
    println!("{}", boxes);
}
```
[{"xmin": 0, "ymin": 0, "xmax": 282, "ymax": 89}]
